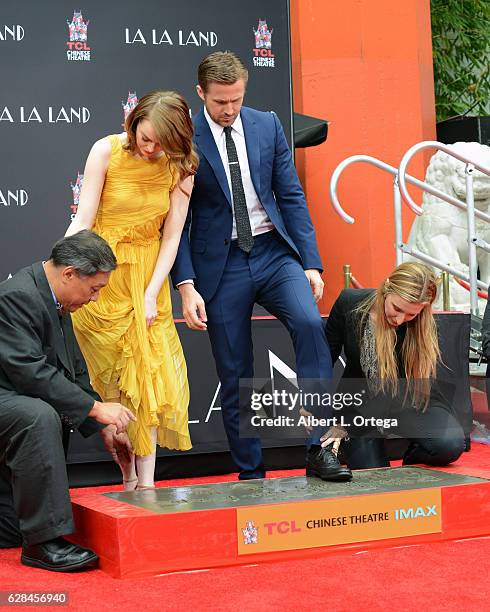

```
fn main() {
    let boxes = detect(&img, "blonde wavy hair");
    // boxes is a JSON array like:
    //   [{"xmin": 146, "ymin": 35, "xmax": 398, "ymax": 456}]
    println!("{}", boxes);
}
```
[
  {"xmin": 124, "ymin": 90, "xmax": 199, "ymax": 192},
  {"xmin": 356, "ymin": 262, "xmax": 440, "ymax": 408}
]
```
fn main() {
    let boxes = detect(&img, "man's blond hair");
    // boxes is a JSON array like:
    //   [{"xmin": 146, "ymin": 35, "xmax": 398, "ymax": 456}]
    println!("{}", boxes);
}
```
[{"xmin": 198, "ymin": 51, "xmax": 248, "ymax": 92}]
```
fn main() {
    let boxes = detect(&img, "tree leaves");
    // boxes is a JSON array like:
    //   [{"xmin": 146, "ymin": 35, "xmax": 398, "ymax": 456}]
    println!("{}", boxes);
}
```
[{"xmin": 431, "ymin": 0, "xmax": 490, "ymax": 121}]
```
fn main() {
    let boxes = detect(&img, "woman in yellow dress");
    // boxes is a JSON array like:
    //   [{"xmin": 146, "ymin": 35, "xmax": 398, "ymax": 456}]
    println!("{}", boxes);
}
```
[{"xmin": 66, "ymin": 91, "xmax": 198, "ymax": 490}]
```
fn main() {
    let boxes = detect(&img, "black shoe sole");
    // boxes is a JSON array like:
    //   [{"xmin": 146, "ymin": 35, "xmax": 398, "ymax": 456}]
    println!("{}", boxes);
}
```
[
  {"xmin": 306, "ymin": 468, "xmax": 353, "ymax": 482},
  {"xmin": 20, "ymin": 553, "xmax": 99, "ymax": 572}
]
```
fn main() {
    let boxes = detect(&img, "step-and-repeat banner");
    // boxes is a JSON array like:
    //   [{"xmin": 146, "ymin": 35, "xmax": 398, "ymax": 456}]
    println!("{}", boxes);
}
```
[
  {"xmin": 0, "ymin": 0, "xmax": 292, "ymax": 282},
  {"xmin": 1, "ymin": 0, "xmax": 294, "ymax": 462}
]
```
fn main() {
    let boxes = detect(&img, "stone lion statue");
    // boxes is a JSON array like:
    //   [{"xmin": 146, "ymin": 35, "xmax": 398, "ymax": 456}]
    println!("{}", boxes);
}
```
[{"xmin": 406, "ymin": 141, "xmax": 490, "ymax": 312}]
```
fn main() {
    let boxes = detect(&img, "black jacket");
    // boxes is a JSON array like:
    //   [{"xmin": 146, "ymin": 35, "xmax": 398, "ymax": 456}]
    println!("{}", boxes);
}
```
[
  {"xmin": 326, "ymin": 288, "xmax": 452, "ymax": 410},
  {"xmin": 0, "ymin": 262, "xmax": 100, "ymax": 436},
  {"xmin": 326, "ymin": 288, "xmax": 375, "ymax": 378}
]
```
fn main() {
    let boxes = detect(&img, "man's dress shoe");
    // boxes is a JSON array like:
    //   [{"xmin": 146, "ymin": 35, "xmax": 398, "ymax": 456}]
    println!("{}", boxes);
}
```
[
  {"xmin": 306, "ymin": 445, "xmax": 353, "ymax": 482},
  {"xmin": 21, "ymin": 537, "xmax": 98, "ymax": 572}
]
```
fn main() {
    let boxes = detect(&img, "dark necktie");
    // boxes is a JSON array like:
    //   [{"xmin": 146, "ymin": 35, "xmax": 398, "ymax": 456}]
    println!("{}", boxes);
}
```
[{"xmin": 224, "ymin": 126, "xmax": 254, "ymax": 253}]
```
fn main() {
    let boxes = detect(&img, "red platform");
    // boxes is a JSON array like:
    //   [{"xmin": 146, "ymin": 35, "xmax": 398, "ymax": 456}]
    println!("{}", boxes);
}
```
[{"xmin": 70, "ymin": 456, "xmax": 490, "ymax": 579}]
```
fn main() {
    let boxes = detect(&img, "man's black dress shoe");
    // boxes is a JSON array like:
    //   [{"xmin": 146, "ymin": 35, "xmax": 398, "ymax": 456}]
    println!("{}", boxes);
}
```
[
  {"xmin": 21, "ymin": 537, "xmax": 98, "ymax": 572},
  {"xmin": 306, "ymin": 445, "xmax": 353, "ymax": 482}
]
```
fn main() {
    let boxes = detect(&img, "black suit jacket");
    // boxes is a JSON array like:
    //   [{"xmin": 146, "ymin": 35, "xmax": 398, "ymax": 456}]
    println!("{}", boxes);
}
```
[{"xmin": 0, "ymin": 262, "xmax": 100, "ymax": 436}]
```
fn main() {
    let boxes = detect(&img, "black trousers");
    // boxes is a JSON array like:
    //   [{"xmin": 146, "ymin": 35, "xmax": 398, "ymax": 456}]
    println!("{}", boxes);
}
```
[
  {"xmin": 0, "ymin": 395, "xmax": 74, "ymax": 548},
  {"xmin": 342, "ymin": 404, "xmax": 466, "ymax": 470}
]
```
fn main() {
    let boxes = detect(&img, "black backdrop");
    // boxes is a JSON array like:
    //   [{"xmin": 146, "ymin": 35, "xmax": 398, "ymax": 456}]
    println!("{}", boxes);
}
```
[
  {"xmin": 0, "ymin": 0, "xmax": 292, "ymax": 281},
  {"xmin": 1, "ymin": 0, "xmax": 295, "ymax": 468}
]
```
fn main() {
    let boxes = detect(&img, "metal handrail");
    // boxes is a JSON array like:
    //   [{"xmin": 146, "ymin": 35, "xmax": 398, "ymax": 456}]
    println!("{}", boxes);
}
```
[
  {"xmin": 330, "ymin": 154, "xmax": 429, "ymax": 266},
  {"xmin": 330, "ymin": 154, "xmax": 427, "ymax": 224},
  {"xmin": 398, "ymin": 140, "xmax": 490, "ymax": 217},
  {"xmin": 330, "ymin": 144, "xmax": 490, "ymax": 315},
  {"xmin": 398, "ymin": 140, "xmax": 490, "ymax": 314}
]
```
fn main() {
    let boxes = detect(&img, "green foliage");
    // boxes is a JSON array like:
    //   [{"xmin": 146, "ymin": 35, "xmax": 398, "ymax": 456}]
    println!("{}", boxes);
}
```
[{"xmin": 431, "ymin": 0, "xmax": 490, "ymax": 121}]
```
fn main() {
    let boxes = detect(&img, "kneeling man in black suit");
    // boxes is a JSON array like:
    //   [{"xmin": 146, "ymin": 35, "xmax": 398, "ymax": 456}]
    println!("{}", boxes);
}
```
[{"xmin": 0, "ymin": 230, "xmax": 135, "ymax": 572}]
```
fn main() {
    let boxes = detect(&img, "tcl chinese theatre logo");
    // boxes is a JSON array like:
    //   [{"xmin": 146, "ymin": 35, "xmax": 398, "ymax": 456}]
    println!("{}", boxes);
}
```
[
  {"xmin": 66, "ymin": 10, "xmax": 91, "ymax": 61},
  {"xmin": 252, "ymin": 19, "xmax": 275, "ymax": 68},
  {"xmin": 70, "ymin": 172, "xmax": 84, "ymax": 220}
]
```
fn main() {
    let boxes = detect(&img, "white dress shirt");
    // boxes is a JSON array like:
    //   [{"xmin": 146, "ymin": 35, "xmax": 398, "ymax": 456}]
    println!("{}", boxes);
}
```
[{"xmin": 204, "ymin": 107, "xmax": 274, "ymax": 240}]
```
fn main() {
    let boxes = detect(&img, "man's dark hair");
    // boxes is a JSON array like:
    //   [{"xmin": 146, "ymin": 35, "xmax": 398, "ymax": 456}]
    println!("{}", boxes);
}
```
[{"xmin": 50, "ymin": 230, "xmax": 117, "ymax": 276}]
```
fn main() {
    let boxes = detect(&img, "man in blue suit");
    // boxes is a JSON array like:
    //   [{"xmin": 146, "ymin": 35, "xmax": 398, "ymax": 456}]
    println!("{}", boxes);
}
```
[{"xmin": 172, "ymin": 51, "xmax": 351, "ymax": 482}]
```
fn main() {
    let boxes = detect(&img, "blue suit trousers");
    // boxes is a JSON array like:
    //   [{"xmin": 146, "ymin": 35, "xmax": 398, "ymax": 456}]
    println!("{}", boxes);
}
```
[{"xmin": 205, "ymin": 230, "xmax": 333, "ymax": 479}]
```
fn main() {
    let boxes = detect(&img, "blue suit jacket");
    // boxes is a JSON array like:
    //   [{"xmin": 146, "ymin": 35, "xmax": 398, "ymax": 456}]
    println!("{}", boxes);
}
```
[{"xmin": 171, "ymin": 106, "xmax": 323, "ymax": 302}]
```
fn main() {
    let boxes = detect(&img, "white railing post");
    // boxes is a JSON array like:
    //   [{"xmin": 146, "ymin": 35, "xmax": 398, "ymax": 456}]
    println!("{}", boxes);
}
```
[
  {"xmin": 465, "ymin": 163, "xmax": 479, "ymax": 315},
  {"xmin": 393, "ymin": 175, "xmax": 403, "ymax": 266}
]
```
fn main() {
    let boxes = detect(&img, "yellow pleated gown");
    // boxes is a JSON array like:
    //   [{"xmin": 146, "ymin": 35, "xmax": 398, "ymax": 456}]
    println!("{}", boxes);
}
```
[{"xmin": 72, "ymin": 134, "xmax": 191, "ymax": 456}]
